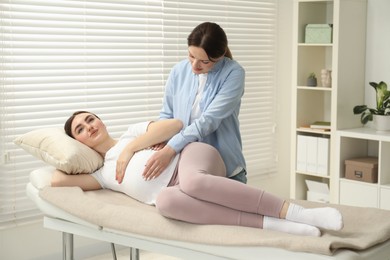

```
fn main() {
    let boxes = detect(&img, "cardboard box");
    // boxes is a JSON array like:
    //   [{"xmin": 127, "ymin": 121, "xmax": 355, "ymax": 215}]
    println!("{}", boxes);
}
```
[
  {"xmin": 345, "ymin": 157, "xmax": 378, "ymax": 183},
  {"xmin": 305, "ymin": 180, "xmax": 329, "ymax": 203},
  {"xmin": 305, "ymin": 24, "xmax": 333, "ymax": 43},
  {"xmin": 307, "ymin": 191, "xmax": 329, "ymax": 203}
]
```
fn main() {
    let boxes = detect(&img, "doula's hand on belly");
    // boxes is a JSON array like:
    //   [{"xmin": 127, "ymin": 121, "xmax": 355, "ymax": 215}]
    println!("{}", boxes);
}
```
[{"xmin": 143, "ymin": 145, "xmax": 176, "ymax": 181}]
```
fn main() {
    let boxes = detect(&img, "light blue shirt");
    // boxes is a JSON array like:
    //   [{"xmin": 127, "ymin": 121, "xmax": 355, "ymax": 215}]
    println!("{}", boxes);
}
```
[{"xmin": 160, "ymin": 57, "xmax": 246, "ymax": 177}]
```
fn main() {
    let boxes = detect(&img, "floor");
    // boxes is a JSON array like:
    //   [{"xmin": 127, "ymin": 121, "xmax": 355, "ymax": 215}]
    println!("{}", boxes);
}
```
[{"xmin": 85, "ymin": 247, "xmax": 181, "ymax": 260}]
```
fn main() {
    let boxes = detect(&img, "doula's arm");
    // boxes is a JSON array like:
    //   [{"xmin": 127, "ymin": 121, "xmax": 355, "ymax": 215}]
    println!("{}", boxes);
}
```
[
  {"xmin": 116, "ymin": 119, "xmax": 183, "ymax": 183},
  {"xmin": 127, "ymin": 119, "xmax": 183, "ymax": 152}
]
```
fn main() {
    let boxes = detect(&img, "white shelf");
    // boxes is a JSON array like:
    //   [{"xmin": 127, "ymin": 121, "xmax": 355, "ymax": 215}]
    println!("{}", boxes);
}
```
[
  {"xmin": 297, "ymin": 171, "xmax": 330, "ymax": 179},
  {"xmin": 339, "ymin": 178, "xmax": 378, "ymax": 187},
  {"xmin": 298, "ymin": 43, "xmax": 333, "ymax": 47},
  {"xmin": 336, "ymin": 128, "xmax": 390, "ymax": 209},
  {"xmin": 338, "ymin": 127, "xmax": 390, "ymax": 141},
  {"xmin": 297, "ymin": 86, "xmax": 332, "ymax": 91},
  {"xmin": 297, "ymin": 128, "xmax": 331, "ymax": 135},
  {"xmin": 290, "ymin": 0, "xmax": 367, "ymax": 204}
]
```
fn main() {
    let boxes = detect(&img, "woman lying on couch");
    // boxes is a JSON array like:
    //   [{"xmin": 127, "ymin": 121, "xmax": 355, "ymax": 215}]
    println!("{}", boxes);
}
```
[{"xmin": 51, "ymin": 111, "xmax": 343, "ymax": 237}]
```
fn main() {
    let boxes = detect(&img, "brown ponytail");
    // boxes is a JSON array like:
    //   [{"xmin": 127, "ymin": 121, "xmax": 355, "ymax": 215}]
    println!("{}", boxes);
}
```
[{"xmin": 187, "ymin": 22, "xmax": 233, "ymax": 60}]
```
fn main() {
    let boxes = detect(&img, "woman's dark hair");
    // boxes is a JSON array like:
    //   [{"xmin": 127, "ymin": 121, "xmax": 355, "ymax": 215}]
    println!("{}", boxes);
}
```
[
  {"xmin": 187, "ymin": 22, "xmax": 233, "ymax": 60},
  {"xmin": 64, "ymin": 111, "xmax": 100, "ymax": 138}
]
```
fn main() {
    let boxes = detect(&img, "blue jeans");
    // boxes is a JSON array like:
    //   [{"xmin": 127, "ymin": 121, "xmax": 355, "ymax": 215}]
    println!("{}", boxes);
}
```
[{"xmin": 229, "ymin": 168, "xmax": 247, "ymax": 184}]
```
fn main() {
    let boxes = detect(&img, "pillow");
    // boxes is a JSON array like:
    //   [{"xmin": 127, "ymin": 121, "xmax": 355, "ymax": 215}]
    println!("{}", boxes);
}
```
[
  {"xmin": 14, "ymin": 128, "xmax": 103, "ymax": 174},
  {"xmin": 30, "ymin": 166, "xmax": 55, "ymax": 189}
]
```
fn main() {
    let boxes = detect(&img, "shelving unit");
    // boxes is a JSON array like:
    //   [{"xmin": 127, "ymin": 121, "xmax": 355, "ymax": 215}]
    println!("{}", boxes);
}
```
[
  {"xmin": 290, "ymin": 0, "xmax": 367, "ymax": 203},
  {"xmin": 336, "ymin": 128, "xmax": 390, "ymax": 210}
]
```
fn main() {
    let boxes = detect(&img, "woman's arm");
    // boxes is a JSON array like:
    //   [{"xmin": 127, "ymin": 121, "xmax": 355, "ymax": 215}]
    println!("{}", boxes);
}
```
[
  {"xmin": 51, "ymin": 169, "xmax": 102, "ymax": 191},
  {"xmin": 116, "ymin": 119, "xmax": 183, "ymax": 183},
  {"xmin": 161, "ymin": 60, "xmax": 245, "ymax": 153}
]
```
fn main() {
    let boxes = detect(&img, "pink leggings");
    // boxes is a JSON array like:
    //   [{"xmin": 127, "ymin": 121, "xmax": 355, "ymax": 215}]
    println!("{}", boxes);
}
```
[{"xmin": 155, "ymin": 142, "xmax": 285, "ymax": 228}]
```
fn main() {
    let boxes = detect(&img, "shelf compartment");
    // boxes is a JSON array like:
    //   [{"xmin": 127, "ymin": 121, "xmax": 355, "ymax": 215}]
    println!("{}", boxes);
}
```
[
  {"xmin": 297, "ymin": 1, "xmax": 334, "ymax": 44},
  {"xmin": 297, "ymin": 46, "xmax": 332, "ymax": 86},
  {"xmin": 294, "ymin": 173, "xmax": 329, "ymax": 201},
  {"xmin": 339, "ymin": 179, "xmax": 378, "ymax": 208},
  {"xmin": 296, "ymin": 89, "xmax": 331, "ymax": 128},
  {"xmin": 338, "ymin": 136, "xmax": 378, "ymax": 178}
]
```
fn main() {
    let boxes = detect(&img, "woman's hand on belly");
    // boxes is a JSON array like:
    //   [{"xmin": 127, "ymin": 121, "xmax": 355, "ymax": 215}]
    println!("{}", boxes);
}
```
[{"xmin": 116, "ymin": 150, "xmax": 135, "ymax": 184}]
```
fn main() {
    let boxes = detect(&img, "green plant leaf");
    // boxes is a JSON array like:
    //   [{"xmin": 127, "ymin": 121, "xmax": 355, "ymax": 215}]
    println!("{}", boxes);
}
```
[
  {"xmin": 353, "ymin": 81, "xmax": 390, "ymax": 124},
  {"xmin": 361, "ymin": 111, "xmax": 373, "ymax": 124},
  {"xmin": 370, "ymin": 81, "xmax": 389, "ymax": 112},
  {"xmin": 353, "ymin": 105, "xmax": 368, "ymax": 114}
]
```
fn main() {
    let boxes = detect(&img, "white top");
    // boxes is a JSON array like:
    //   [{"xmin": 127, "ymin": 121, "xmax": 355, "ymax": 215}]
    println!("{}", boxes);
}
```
[
  {"xmin": 92, "ymin": 121, "xmax": 180, "ymax": 205},
  {"xmin": 190, "ymin": 73, "xmax": 208, "ymax": 123}
]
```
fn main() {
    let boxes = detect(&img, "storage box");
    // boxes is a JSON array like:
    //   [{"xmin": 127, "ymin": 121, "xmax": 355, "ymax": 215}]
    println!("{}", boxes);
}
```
[
  {"xmin": 345, "ymin": 157, "xmax": 378, "ymax": 183},
  {"xmin": 306, "ymin": 180, "xmax": 329, "ymax": 203},
  {"xmin": 307, "ymin": 190, "xmax": 329, "ymax": 203},
  {"xmin": 305, "ymin": 24, "xmax": 333, "ymax": 43}
]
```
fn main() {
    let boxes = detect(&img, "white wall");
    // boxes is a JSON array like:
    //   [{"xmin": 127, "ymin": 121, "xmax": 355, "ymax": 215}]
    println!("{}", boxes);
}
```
[
  {"xmin": 365, "ymin": 0, "xmax": 390, "ymax": 105},
  {"xmin": 248, "ymin": 0, "xmax": 293, "ymax": 198},
  {"xmin": 1, "ymin": 0, "xmax": 388, "ymax": 259}
]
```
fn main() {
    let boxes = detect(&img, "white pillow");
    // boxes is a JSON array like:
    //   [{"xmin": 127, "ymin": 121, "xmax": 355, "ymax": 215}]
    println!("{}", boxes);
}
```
[
  {"xmin": 14, "ymin": 128, "xmax": 103, "ymax": 174},
  {"xmin": 30, "ymin": 166, "xmax": 55, "ymax": 189}
]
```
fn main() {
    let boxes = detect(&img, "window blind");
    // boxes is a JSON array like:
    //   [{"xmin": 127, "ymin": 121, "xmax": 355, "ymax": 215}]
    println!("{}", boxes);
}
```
[
  {"xmin": 0, "ymin": 0, "xmax": 278, "ymax": 229},
  {"xmin": 162, "ymin": 0, "xmax": 278, "ymax": 176}
]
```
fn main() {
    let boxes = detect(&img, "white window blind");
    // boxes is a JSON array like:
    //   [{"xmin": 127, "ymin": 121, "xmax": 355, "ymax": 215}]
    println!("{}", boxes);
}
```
[
  {"xmin": 161, "ymin": 0, "xmax": 279, "ymax": 179},
  {"xmin": 0, "ymin": 0, "xmax": 278, "ymax": 229}
]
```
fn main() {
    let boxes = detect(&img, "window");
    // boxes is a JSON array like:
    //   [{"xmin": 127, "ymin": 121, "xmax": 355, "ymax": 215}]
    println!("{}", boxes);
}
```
[{"xmin": 0, "ymin": 0, "xmax": 278, "ymax": 228}]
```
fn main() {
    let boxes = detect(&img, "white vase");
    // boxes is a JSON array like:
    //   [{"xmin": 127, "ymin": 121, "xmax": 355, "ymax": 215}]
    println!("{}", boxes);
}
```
[
  {"xmin": 373, "ymin": 115, "xmax": 390, "ymax": 131},
  {"xmin": 321, "ymin": 69, "xmax": 332, "ymax": 88}
]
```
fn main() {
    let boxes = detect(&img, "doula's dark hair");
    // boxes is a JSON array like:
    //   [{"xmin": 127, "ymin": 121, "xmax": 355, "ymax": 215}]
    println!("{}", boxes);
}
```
[
  {"xmin": 187, "ymin": 22, "xmax": 232, "ymax": 60},
  {"xmin": 64, "ymin": 111, "xmax": 100, "ymax": 138}
]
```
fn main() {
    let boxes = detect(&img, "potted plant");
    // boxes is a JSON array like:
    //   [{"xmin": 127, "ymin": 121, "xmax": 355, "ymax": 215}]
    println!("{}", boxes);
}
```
[
  {"xmin": 307, "ymin": 72, "xmax": 317, "ymax": 87},
  {"xmin": 353, "ymin": 81, "xmax": 390, "ymax": 130}
]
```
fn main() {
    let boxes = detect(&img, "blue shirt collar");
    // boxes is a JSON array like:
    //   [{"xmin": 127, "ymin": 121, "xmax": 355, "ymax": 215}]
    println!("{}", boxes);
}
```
[{"xmin": 209, "ymin": 57, "xmax": 229, "ymax": 73}]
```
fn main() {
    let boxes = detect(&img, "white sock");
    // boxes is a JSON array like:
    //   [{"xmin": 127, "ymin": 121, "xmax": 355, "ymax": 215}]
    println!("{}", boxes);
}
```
[
  {"xmin": 263, "ymin": 216, "xmax": 321, "ymax": 237},
  {"xmin": 286, "ymin": 203, "xmax": 343, "ymax": 231}
]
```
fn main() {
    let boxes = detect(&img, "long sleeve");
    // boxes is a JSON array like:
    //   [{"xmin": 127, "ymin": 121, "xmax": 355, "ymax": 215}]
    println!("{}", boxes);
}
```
[{"xmin": 159, "ymin": 58, "xmax": 246, "ymax": 177}]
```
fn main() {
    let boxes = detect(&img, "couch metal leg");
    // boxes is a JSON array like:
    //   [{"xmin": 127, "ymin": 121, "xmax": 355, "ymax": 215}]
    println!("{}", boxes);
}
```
[
  {"xmin": 111, "ymin": 243, "xmax": 117, "ymax": 260},
  {"xmin": 130, "ymin": 247, "xmax": 140, "ymax": 260},
  {"xmin": 62, "ymin": 232, "xmax": 74, "ymax": 260}
]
